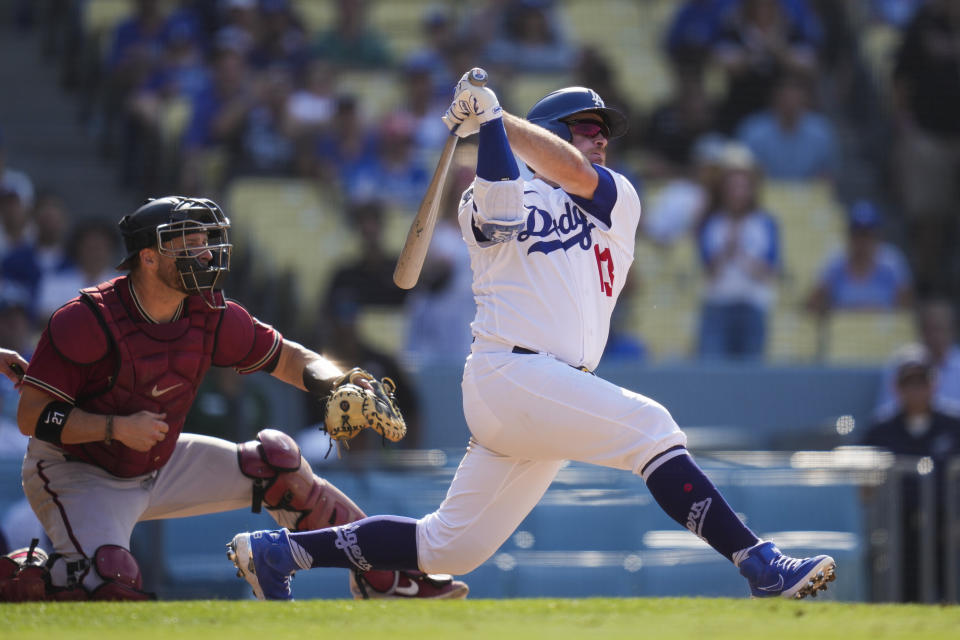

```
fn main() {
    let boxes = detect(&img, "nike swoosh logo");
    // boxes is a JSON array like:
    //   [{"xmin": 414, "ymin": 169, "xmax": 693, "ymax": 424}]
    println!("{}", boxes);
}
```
[
  {"xmin": 757, "ymin": 575, "xmax": 784, "ymax": 592},
  {"xmin": 151, "ymin": 383, "xmax": 183, "ymax": 397},
  {"xmin": 393, "ymin": 580, "xmax": 419, "ymax": 597}
]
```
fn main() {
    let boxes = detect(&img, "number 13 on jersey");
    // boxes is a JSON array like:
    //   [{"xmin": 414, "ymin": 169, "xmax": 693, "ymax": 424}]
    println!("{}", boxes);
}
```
[{"xmin": 594, "ymin": 244, "xmax": 614, "ymax": 297}]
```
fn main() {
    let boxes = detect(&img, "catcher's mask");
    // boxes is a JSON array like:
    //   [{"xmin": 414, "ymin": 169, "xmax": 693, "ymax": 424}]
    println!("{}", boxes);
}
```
[{"xmin": 117, "ymin": 196, "xmax": 232, "ymax": 309}]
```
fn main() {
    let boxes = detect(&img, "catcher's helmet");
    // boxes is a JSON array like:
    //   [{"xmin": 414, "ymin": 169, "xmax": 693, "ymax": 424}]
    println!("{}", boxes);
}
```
[
  {"xmin": 117, "ymin": 196, "xmax": 232, "ymax": 308},
  {"xmin": 526, "ymin": 87, "xmax": 628, "ymax": 141}
]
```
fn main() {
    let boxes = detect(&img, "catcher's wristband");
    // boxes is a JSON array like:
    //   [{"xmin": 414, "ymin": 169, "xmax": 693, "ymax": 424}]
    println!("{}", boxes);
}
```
[
  {"xmin": 35, "ymin": 401, "xmax": 73, "ymax": 446},
  {"xmin": 302, "ymin": 363, "xmax": 339, "ymax": 400}
]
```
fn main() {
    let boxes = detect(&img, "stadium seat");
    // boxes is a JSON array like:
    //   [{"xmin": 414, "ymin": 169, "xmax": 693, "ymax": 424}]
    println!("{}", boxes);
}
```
[
  {"xmin": 767, "ymin": 308, "xmax": 820, "ymax": 363},
  {"xmin": 824, "ymin": 310, "xmax": 917, "ymax": 365},
  {"xmin": 224, "ymin": 177, "xmax": 357, "ymax": 310},
  {"xmin": 292, "ymin": 0, "xmax": 335, "ymax": 33},
  {"xmin": 81, "ymin": 0, "xmax": 138, "ymax": 40},
  {"xmin": 630, "ymin": 237, "xmax": 701, "ymax": 361},
  {"xmin": 562, "ymin": 0, "xmax": 676, "ymax": 109},
  {"xmin": 337, "ymin": 71, "xmax": 404, "ymax": 120},
  {"xmin": 761, "ymin": 180, "xmax": 845, "ymax": 307}
]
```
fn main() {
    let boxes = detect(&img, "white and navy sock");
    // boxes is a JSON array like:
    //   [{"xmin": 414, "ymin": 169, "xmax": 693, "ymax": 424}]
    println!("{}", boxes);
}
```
[
  {"xmin": 642, "ymin": 447, "xmax": 760, "ymax": 562},
  {"xmin": 288, "ymin": 515, "xmax": 419, "ymax": 572}
]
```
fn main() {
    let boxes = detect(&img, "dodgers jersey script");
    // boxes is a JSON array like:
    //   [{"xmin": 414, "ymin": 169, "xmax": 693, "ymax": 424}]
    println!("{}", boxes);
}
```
[{"xmin": 459, "ymin": 165, "xmax": 641, "ymax": 371}]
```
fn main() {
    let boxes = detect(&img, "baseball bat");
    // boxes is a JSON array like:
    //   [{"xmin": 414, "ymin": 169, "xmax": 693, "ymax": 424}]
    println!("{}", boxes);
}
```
[{"xmin": 393, "ymin": 67, "xmax": 488, "ymax": 290}]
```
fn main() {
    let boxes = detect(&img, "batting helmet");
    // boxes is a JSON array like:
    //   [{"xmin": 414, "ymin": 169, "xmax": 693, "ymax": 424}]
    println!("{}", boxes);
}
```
[
  {"xmin": 526, "ymin": 87, "xmax": 628, "ymax": 141},
  {"xmin": 117, "ymin": 196, "xmax": 232, "ymax": 308}
]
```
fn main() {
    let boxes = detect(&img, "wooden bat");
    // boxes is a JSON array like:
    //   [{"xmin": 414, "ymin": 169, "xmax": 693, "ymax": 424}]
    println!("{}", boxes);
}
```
[{"xmin": 394, "ymin": 67, "xmax": 488, "ymax": 290}]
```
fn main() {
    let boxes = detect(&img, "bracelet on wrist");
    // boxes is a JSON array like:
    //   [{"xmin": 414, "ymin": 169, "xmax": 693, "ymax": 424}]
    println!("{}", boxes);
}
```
[{"xmin": 104, "ymin": 415, "xmax": 114, "ymax": 445}]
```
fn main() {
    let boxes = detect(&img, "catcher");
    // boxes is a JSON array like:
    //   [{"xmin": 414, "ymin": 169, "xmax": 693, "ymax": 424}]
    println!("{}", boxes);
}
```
[{"xmin": 2, "ymin": 195, "xmax": 466, "ymax": 602}]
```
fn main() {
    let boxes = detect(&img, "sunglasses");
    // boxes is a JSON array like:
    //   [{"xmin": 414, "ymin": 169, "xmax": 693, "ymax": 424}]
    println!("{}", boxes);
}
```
[{"xmin": 566, "ymin": 119, "xmax": 610, "ymax": 139}]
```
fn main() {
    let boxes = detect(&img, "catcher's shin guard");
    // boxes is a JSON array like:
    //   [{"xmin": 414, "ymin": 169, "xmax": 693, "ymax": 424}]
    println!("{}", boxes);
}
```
[
  {"xmin": 238, "ymin": 428, "xmax": 366, "ymax": 531},
  {"xmin": 88, "ymin": 545, "xmax": 154, "ymax": 601}
]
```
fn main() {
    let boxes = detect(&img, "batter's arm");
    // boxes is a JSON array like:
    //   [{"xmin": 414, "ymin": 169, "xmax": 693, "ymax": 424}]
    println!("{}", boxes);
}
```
[
  {"xmin": 17, "ymin": 385, "xmax": 168, "ymax": 452},
  {"xmin": 502, "ymin": 112, "xmax": 598, "ymax": 199}
]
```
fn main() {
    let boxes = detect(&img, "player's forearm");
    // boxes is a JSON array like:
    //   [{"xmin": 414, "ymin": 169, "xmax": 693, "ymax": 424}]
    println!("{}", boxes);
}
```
[
  {"xmin": 272, "ymin": 339, "xmax": 342, "ymax": 393},
  {"xmin": 17, "ymin": 385, "xmax": 111, "ymax": 444},
  {"xmin": 502, "ymin": 112, "xmax": 598, "ymax": 198}
]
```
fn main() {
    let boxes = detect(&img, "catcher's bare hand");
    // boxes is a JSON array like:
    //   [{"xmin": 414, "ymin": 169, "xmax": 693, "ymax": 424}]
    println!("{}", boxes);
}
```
[
  {"xmin": 0, "ymin": 348, "xmax": 28, "ymax": 385},
  {"xmin": 115, "ymin": 411, "xmax": 169, "ymax": 451},
  {"xmin": 322, "ymin": 368, "xmax": 407, "ymax": 443}
]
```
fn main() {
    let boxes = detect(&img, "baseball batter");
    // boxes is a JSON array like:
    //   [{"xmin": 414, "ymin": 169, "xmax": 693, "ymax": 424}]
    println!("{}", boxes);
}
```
[
  {"xmin": 228, "ymin": 73, "xmax": 837, "ymax": 600},
  {"xmin": 0, "ymin": 196, "xmax": 467, "ymax": 601}
]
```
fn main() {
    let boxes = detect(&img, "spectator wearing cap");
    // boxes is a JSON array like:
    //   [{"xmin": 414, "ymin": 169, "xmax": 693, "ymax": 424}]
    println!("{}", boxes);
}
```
[
  {"xmin": 862, "ymin": 344, "xmax": 960, "ymax": 602},
  {"xmin": 876, "ymin": 299, "xmax": 960, "ymax": 420},
  {"xmin": 696, "ymin": 143, "xmax": 781, "ymax": 360},
  {"xmin": 805, "ymin": 200, "xmax": 914, "ymax": 316},
  {"xmin": 642, "ymin": 133, "xmax": 727, "ymax": 246},
  {"xmin": 736, "ymin": 73, "xmax": 837, "ymax": 180}
]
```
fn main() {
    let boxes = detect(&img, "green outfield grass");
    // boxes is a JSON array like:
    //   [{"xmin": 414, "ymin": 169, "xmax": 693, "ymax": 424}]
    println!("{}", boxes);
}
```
[{"xmin": 4, "ymin": 598, "xmax": 959, "ymax": 639}]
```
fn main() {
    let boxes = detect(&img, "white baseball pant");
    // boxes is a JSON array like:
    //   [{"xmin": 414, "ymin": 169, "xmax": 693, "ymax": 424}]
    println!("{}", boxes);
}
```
[{"xmin": 416, "ymin": 341, "xmax": 687, "ymax": 574}]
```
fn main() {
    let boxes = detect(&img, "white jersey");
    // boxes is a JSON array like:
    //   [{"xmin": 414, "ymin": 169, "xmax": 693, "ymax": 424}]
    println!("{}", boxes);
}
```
[{"xmin": 458, "ymin": 166, "xmax": 641, "ymax": 371}]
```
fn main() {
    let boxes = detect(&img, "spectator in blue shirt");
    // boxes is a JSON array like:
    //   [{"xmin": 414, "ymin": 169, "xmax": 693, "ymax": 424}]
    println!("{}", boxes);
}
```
[
  {"xmin": 0, "ymin": 191, "xmax": 72, "ymax": 305},
  {"xmin": 736, "ymin": 73, "xmax": 836, "ymax": 180},
  {"xmin": 664, "ymin": 0, "xmax": 728, "ymax": 66},
  {"xmin": 179, "ymin": 43, "xmax": 254, "ymax": 192},
  {"xmin": 806, "ymin": 200, "xmax": 914, "ymax": 315},
  {"xmin": 697, "ymin": 144, "xmax": 780, "ymax": 359}
]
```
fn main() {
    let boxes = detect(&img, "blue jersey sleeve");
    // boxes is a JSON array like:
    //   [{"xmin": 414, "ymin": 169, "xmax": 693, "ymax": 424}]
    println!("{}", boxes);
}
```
[{"xmin": 569, "ymin": 165, "xmax": 618, "ymax": 228}]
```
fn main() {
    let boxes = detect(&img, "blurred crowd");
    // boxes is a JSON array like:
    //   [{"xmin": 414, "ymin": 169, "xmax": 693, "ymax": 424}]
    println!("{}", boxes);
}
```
[
  {"xmin": 1, "ymin": 0, "xmax": 959, "ymax": 600},
  {"xmin": 1, "ymin": 0, "xmax": 959, "ymax": 432}
]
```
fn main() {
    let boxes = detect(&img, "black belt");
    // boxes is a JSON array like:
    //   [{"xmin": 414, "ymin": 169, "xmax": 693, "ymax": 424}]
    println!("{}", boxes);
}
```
[
  {"xmin": 511, "ymin": 346, "xmax": 537, "ymax": 355},
  {"xmin": 511, "ymin": 346, "xmax": 592, "ymax": 373}
]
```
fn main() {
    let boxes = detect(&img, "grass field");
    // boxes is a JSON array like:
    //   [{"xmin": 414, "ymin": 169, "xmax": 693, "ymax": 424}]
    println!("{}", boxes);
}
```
[{"xmin": 4, "ymin": 598, "xmax": 959, "ymax": 640}]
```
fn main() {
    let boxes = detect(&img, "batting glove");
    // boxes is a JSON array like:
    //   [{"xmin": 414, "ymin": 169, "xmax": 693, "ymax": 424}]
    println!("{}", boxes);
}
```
[{"xmin": 442, "ymin": 71, "xmax": 502, "ymax": 138}]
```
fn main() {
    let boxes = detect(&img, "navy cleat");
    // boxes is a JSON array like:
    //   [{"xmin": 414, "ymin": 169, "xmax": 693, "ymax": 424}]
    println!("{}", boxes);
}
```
[
  {"xmin": 227, "ymin": 528, "xmax": 299, "ymax": 600},
  {"xmin": 738, "ymin": 541, "xmax": 836, "ymax": 599}
]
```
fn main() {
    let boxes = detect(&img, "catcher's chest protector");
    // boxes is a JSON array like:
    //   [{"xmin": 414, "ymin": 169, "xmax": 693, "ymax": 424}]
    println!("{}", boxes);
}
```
[{"xmin": 60, "ymin": 281, "xmax": 221, "ymax": 476}]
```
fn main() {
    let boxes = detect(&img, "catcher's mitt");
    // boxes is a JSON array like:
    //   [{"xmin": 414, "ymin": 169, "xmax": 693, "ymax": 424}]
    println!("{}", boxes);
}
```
[{"xmin": 323, "ymin": 368, "xmax": 407, "ymax": 443}]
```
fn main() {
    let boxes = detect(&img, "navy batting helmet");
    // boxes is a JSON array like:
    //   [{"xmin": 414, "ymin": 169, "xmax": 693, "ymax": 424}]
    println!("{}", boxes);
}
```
[
  {"xmin": 526, "ymin": 87, "xmax": 628, "ymax": 141},
  {"xmin": 118, "ymin": 196, "xmax": 232, "ymax": 308}
]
